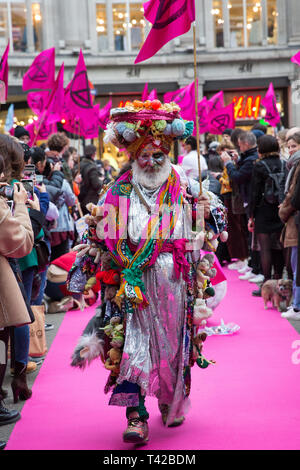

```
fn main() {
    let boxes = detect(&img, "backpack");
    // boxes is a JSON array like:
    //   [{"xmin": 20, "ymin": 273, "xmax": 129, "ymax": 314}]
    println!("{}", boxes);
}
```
[{"xmin": 260, "ymin": 160, "xmax": 286, "ymax": 205}]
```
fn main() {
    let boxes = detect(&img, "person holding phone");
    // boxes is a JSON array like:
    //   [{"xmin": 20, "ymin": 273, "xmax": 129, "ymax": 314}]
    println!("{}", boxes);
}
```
[
  {"xmin": 0, "ymin": 154, "xmax": 35, "ymax": 449},
  {"xmin": 0, "ymin": 135, "xmax": 48, "ymax": 395},
  {"xmin": 216, "ymin": 142, "xmax": 249, "ymax": 268}
]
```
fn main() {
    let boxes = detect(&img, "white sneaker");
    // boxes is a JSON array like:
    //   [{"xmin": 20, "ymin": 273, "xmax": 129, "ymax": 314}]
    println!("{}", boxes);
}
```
[
  {"xmin": 239, "ymin": 270, "xmax": 255, "ymax": 280},
  {"xmin": 248, "ymin": 274, "xmax": 265, "ymax": 284},
  {"xmin": 228, "ymin": 260, "xmax": 247, "ymax": 271},
  {"xmin": 238, "ymin": 265, "xmax": 251, "ymax": 274},
  {"xmin": 281, "ymin": 308, "xmax": 300, "ymax": 320}
]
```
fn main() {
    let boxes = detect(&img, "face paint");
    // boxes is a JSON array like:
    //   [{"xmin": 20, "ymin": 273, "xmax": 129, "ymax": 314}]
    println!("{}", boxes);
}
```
[{"xmin": 137, "ymin": 144, "xmax": 166, "ymax": 172}]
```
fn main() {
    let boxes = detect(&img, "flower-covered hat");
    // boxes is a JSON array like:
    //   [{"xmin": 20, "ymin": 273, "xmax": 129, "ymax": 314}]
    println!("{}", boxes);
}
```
[{"xmin": 104, "ymin": 99, "xmax": 194, "ymax": 158}]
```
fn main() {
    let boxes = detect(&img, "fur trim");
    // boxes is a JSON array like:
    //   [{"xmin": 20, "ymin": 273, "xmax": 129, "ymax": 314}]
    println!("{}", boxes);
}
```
[{"xmin": 71, "ymin": 332, "xmax": 104, "ymax": 369}]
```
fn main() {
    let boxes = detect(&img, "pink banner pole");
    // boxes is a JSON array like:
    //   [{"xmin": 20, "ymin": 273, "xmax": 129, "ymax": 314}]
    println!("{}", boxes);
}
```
[{"xmin": 193, "ymin": 23, "xmax": 202, "ymax": 196}]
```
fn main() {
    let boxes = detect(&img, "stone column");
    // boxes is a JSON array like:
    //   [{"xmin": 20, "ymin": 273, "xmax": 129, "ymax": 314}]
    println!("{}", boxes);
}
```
[
  {"xmin": 88, "ymin": 0, "xmax": 98, "ymax": 54},
  {"xmin": 57, "ymin": 0, "xmax": 89, "ymax": 49},
  {"xmin": 277, "ymin": 0, "xmax": 287, "ymax": 46},
  {"xmin": 106, "ymin": 0, "xmax": 115, "ymax": 52},
  {"xmin": 287, "ymin": 0, "xmax": 300, "ymax": 44},
  {"xmin": 204, "ymin": 0, "xmax": 214, "ymax": 50}
]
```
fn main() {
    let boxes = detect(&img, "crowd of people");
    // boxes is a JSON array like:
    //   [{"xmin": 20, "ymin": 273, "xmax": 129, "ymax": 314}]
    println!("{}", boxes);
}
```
[
  {"xmin": 180, "ymin": 125, "xmax": 300, "ymax": 319},
  {"xmin": 0, "ymin": 128, "xmax": 116, "ymax": 449},
  {"xmin": 0, "ymin": 112, "xmax": 300, "ymax": 448}
]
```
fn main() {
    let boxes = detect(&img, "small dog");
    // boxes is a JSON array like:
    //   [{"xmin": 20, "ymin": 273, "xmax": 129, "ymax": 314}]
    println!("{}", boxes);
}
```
[{"xmin": 261, "ymin": 279, "xmax": 293, "ymax": 312}]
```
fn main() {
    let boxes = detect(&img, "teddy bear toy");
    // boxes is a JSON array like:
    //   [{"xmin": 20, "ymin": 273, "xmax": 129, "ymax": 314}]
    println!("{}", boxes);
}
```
[
  {"xmin": 193, "ymin": 298, "xmax": 213, "ymax": 327},
  {"xmin": 103, "ymin": 315, "xmax": 123, "ymax": 337},
  {"xmin": 104, "ymin": 348, "xmax": 122, "ymax": 376},
  {"xmin": 196, "ymin": 253, "xmax": 217, "ymax": 298}
]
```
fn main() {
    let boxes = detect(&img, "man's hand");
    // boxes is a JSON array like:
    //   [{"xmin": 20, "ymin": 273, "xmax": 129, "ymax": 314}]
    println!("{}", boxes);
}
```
[
  {"xmin": 220, "ymin": 151, "xmax": 231, "ymax": 164},
  {"xmin": 13, "ymin": 182, "xmax": 28, "ymax": 205},
  {"xmin": 36, "ymin": 183, "xmax": 47, "ymax": 193},
  {"xmin": 27, "ymin": 193, "xmax": 40, "ymax": 211},
  {"xmin": 197, "ymin": 194, "xmax": 211, "ymax": 219}
]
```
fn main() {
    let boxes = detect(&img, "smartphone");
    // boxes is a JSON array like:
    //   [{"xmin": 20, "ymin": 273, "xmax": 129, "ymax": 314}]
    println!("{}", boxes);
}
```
[
  {"xmin": 35, "ymin": 175, "xmax": 43, "ymax": 184},
  {"xmin": 21, "ymin": 179, "xmax": 34, "ymax": 200},
  {"xmin": 6, "ymin": 200, "xmax": 14, "ymax": 213},
  {"xmin": 23, "ymin": 164, "xmax": 36, "ymax": 180}
]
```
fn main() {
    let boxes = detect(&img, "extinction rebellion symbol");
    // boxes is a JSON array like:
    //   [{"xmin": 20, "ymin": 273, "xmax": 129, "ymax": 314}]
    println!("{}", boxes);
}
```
[
  {"xmin": 153, "ymin": 0, "xmax": 188, "ymax": 30},
  {"xmin": 70, "ymin": 71, "xmax": 93, "ymax": 109},
  {"xmin": 211, "ymin": 114, "xmax": 230, "ymax": 133},
  {"xmin": 28, "ymin": 56, "xmax": 49, "ymax": 83}
]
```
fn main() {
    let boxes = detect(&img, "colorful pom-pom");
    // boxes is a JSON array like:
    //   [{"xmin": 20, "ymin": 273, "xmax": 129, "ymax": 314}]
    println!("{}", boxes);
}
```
[
  {"xmin": 163, "ymin": 124, "xmax": 172, "ymax": 135},
  {"xmin": 155, "ymin": 120, "xmax": 167, "ymax": 132},
  {"xmin": 171, "ymin": 119, "xmax": 186, "ymax": 136},
  {"xmin": 151, "ymin": 100, "xmax": 162, "ymax": 110},
  {"xmin": 123, "ymin": 128, "xmax": 137, "ymax": 142},
  {"xmin": 115, "ymin": 122, "xmax": 127, "ymax": 135},
  {"xmin": 182, "ymin": 121, "xmax": 194, "ymax": 139}
]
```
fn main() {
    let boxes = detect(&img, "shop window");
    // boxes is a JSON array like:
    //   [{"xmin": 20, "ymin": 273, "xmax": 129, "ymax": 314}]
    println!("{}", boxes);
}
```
[
  {"xmin": 129, "ymin": 2, "xmax": 145, "ymax": 50},
  {"xmin": 0, "ymin": 1, "xmax": 44, "ymax": 52},
  {"xmin": 213, "ymin": 0, "xmax": 278, "ymax": 48},
  {"xmin": 267, "ymin": 0, "xmax": 278, "ymax": 45},
  {"xmin": 229, "ymin": 0, "xmax": 244, "ymax": 47},
  {"xmin": 32, "ymin": 2, "xmax": 42, "ymax": 51},
  {"xmin": 113, "ymin": 3, "xmax": 127, "ymax": 51},
  {"xmin": 0, "ymin": 3, "xmax": 9, "ymax": 49},
  {"xmin": 96, "ymin": 3, "xmax": 108, "ymax": 51},
  {"xmin": 212, "ymin": 0, "xmax": 224, "ymax": 47},
  {"xmin": 11, "ymin": 2, "xmax": 27, "ymax": 52},
  {"xmin": 246, "ymin": 1, "xmax": 262, "ymax": 47}
]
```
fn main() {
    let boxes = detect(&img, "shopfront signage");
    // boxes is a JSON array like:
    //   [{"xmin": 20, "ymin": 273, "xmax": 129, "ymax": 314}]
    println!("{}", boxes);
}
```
[{"xmin": 232, "ymin": 95, "xmax": 262, "ymax": 120}]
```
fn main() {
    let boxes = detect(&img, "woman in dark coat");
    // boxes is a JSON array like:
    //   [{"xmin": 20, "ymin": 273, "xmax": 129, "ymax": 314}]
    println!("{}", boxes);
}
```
[{"xmin": 249, "ymin": 135, "xmax": 286, "ymax": 281}]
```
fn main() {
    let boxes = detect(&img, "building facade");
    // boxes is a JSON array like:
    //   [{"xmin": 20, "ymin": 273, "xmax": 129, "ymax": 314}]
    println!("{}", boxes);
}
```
[{"xmin": 1, "ymin": 0, "xmax": 300, "ymax": 137}]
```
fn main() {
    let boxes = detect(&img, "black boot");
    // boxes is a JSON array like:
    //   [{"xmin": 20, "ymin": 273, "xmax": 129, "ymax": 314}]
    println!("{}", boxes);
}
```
[
  {"xmin": 0, "ymin": 441, "xmax": 7, "ymax": 450},
  {"xmin": 11, "ymin": 361, "xmax": 32, "ymax": 403},
  {"xmin": 0, "ymin": 400, "xmax": 20, "ymax": 426}
]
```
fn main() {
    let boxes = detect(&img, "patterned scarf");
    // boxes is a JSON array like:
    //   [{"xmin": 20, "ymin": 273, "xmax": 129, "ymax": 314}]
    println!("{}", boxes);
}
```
[{"xmin": 103, "ymin": 168, "xmax": 183, "ymax": 308}]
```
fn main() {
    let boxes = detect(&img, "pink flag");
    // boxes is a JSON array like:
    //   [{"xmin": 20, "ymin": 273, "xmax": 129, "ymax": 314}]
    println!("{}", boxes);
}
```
[
  {"xmin": 291, "ymin": 50, "xmax": 300, "ymax": 67},
  {"xmin": 27, "ymin": 91, "xmax": 50, "ymax": 116},
  {"xmin": 164, "ymin": 81, "xmax": 196, "ymax": 121},
  {"xmin": 0, "ymin": 43, "xmax": 9, "ymax": 101},
  {"xmin": 261, "ymin": 83, "xmax": 280, "ymax": 127},
  {"xmin": 208, "ymin": 103, "xmax": 236, "ymax": 135},
  {"xmin": 63, "ymin": 104, "xmax": 99, "ymax": 139},
  {"xmin": 64, "ymin": 50, "xmax": 93, "ymax": 120},
  {"xmin": 99, "ymin": 99, "xmax": 112, "ymax": 130},
  {"xmin": 25, "ymin": 120, "xmax": 56, "ymax": 146},
  {"xmin": 148, "ymin": 88, "xmax": 158, "ymax": 100},
  {"xmin": 23, "ymin": 48, "xmax": 55, "ymax": 91},
  {"xmin": 44, "ymin": 63, "xmax": 65, "ymax": 125},
  {"xmin": 206, "ymin": 91, "xmax": 224, "ymax": 113},
  {"xmin": 135, "ymin": 0, "xmax": 195, "ymax": 64},
  {"xmin": 142, "ymin": 82, "xmax": 149, "ymax": 101},
  {"xmin": 193, "ymin": 97, "xmax": 210, "ymax": 135}
]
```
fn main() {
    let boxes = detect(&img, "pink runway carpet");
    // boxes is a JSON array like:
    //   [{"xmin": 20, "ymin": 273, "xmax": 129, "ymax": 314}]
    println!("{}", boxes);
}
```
[{"xmin": 6, "ymin": 268, "xmax": 300, "ymax": 450}]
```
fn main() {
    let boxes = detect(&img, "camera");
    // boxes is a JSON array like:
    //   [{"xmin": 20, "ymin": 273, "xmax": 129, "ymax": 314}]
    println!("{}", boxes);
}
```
[{"xmin": 0, "ymin": 186, "xmax": 14, "ymax": 200}]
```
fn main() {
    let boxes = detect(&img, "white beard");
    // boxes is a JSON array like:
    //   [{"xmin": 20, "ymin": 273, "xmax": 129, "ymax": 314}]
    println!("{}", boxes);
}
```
[{"xmin": 132, "ymin": 158, "xmax": 172, "ymax": 190}]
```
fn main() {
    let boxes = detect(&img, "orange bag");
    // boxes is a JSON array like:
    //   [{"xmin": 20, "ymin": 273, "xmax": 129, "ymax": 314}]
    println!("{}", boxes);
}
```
[{"xmin": 29, "ymin": 306, "xmax": 47, "ymax": 358}]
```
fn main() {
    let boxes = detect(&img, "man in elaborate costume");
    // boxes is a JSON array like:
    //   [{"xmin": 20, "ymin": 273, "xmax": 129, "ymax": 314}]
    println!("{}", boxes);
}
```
[{"xmin": 69, "ymin": 100, "xmax": 226, "ymax": 445}]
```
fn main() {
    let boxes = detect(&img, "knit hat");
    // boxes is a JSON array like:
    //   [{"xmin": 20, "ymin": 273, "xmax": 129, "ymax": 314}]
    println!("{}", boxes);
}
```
[
  {"xmin": 14, "ymin": 126, "xmax": 30, "ymax": 140},
  {"xmin": 251, "ymin": 129, "xmax": 265, "ymax": 140},
  {"xmin": 104, "ymin": 99, "xmax": 194, "ymax": 159},
  {"xmin": 222, "ymin": 128, "xmax": 233, "ymax": 136}
]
